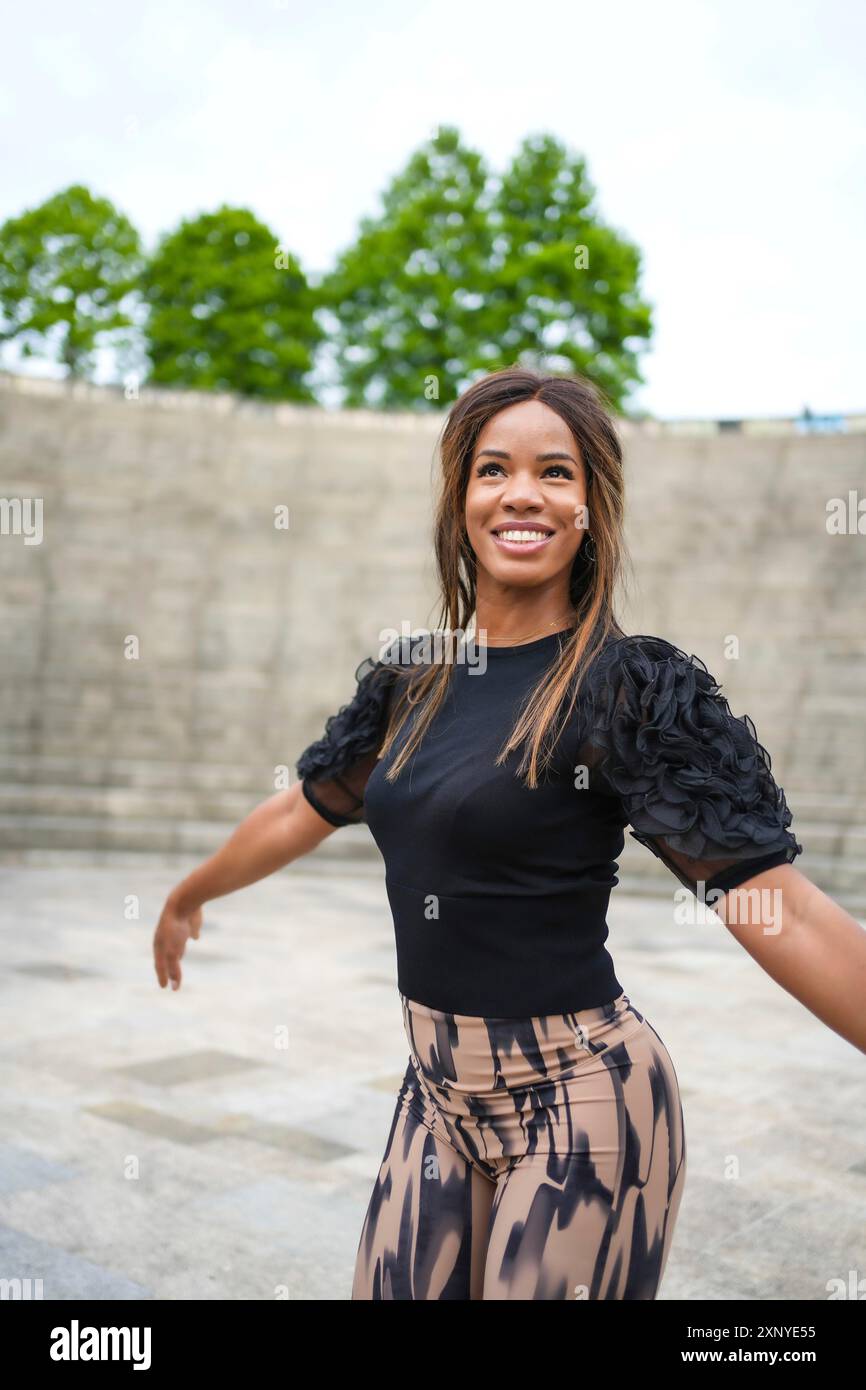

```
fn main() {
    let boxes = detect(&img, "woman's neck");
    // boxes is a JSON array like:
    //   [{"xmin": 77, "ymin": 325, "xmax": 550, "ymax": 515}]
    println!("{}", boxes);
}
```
[{"xmin": 471, "ymin": 607, "xmax": 575, "ymax": 647}]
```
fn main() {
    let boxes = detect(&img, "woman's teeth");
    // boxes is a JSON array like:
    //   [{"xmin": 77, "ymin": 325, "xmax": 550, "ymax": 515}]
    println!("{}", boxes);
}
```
[{"xmin": 495, "ymin": 530, "xmax": 551, "ymax": 542}]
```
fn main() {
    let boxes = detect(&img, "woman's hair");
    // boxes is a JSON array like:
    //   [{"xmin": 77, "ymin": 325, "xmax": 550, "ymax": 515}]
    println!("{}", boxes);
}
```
[{"xmin": 380, "ymin": 365, "xmax": 632, "ymax": 786}]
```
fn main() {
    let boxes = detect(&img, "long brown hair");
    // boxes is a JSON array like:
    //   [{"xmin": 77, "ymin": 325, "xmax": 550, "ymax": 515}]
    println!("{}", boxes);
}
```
[{"xmin": 379, "ymin": 366, "xmax": 632, "ymax": 786}]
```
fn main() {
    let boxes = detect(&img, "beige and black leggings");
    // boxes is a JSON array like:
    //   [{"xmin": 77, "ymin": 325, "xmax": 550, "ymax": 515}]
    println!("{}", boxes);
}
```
[{"xmin": 352, "ymin": 990, "xmax": 686, "ymax": 1300}]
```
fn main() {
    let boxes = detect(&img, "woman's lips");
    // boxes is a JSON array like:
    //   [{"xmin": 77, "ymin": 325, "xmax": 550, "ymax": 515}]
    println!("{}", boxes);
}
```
[{"xmin": 490, "ymin": 530, "xmax": 555, "ymax": 556}]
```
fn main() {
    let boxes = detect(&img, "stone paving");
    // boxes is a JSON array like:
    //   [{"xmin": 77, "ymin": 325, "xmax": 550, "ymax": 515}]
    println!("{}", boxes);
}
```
[{"xmin": 1, "ymin": 857, "xmax": 864, "ymax": 1301}]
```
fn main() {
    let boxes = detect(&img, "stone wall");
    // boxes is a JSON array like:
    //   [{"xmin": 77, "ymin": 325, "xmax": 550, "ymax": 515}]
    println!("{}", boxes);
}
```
[{"xmin": 1, "ymin": 373, "xmax": 864, "ymax": 908}]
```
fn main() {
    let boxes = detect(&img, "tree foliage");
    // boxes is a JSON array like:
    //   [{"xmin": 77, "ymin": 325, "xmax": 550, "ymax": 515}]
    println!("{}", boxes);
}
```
[
  {"xmin": 0, "ymin": 184, "xmax": 143, "ymax": 377},
  {"xmin": 141, "ymin": 206, "xmax": 321, "ymax": 401},
  {"xmin": 320, "ymin": 125, "xmax": 496, "ymax": 409},
  {"xmin": 0, "ymin": 130, "xmax": 654, "ymax": 410},
  {"xmin": 321, "ymin": 125, "xmax": 653, "ymax": 410},
  {"xmin": 483, "ymin": 133, "xmax": 652, "ymax": 407}
]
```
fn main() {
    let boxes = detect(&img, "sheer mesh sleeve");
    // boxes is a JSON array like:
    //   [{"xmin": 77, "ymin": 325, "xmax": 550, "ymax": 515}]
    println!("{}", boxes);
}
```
[
  {"xmin": 579, "ymin": 634, "xmax": 803, "ymax": 896},
  {"xmin": 295, "ymin": 651, "xmax": 402, "ymax": 827}
]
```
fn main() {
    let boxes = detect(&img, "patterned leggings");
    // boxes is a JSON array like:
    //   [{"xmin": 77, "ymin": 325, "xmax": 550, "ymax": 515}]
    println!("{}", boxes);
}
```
[{"xmin": 352, "ymin": 990, "xmax": 686, "ymax": 1300}]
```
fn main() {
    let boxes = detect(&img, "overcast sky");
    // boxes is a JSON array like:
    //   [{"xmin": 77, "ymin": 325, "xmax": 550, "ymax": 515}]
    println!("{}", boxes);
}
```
[{"xmin": 1, "ymin": 0, "xmax": 863, "ymax": 418}]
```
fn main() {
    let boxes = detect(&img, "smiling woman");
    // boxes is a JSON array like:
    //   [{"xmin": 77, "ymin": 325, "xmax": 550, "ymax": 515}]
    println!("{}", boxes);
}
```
[
  {"xmin": 468, "ymin": 419, "xmax": 591, "ymax": 572},
  {"xmin": 154, "ymin": 365, "xmax": 866, "ymax": 1303}
]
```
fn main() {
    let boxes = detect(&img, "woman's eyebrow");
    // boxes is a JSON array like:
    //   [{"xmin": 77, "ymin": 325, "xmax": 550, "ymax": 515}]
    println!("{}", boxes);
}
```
[{"xmin": 475, "ymin": 448, "xmax": 577, "ymax": 463}]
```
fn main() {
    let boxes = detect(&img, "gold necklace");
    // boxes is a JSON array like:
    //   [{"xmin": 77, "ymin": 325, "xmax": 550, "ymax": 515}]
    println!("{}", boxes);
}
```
[{"xmin": 475, "ymin": 613, "xmax": 575, "ymax": 647}]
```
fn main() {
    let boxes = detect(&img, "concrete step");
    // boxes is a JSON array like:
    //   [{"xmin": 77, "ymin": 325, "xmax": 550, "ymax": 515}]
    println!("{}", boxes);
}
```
[
  {"xmin": 785, "ymin": 790, "xmax": 866, "ymax": 821},
  {"xmin": 0, "ymin": 813, "xmax": 378, "ymax": 860},
  {"xmin": 0, "ymin": 783, "xmax": 268, "ymax": 821},
  {"xmin": 0, "ymin": 753, "xmax": 863, "ymax": 817},
  {"xmin": 0, "ymin": 692, "xmax": 291, "ymax": 720},
  {"xmin": 0, "ymin": 830, "xmax": 863, "ymax": 918},
  {"xmin": 0, "ymin": 845, "xmax": 387, "ymax": 876},
  {"xmin": 3, "ymin": 665, "xmax": 864, "ymax": 695},
  {"xmin": 0, "ymin": 788, "xmax": 858, "ymax": 860},
  {"xmin": 1, "ymin": 812, "xmax": 864, "ymax": 910},
  {"xmin": 0, "ymin": 732, "xmax": 284, "ymax": 760},
  {"xmin": 1, "ymin": 783, "xmax": 856, "ymax": 845},
  {"xmin": 0, "ymin": 753, "xmax": 276, "ymax": 792}
]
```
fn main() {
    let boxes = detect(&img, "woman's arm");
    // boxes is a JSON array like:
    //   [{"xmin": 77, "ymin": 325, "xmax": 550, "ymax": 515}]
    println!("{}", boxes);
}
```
[
  {"xmin": 153, "ymin": 781, "xmax": 337, "ymax": 991},
  {"xmin": 711, "ymin": 863, "xmax": 866, "ymax": 1054}
]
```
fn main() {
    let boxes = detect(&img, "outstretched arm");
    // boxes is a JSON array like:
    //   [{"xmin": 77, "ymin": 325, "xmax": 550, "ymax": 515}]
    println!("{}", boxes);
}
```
[
  {"xmin": 577, "ymin": 636, "xmax": 862, "ymax": 1046},
  {"xmin": 711, "ymin": 863, "xmax": 866, "ymax": 1055},
  {"xmin": 153, "ymin": 645, "xmax": 404, "ymax": 989},
  {"xmin": 153, "ymin": 782, "xmax": 337, "ymax": 990}
]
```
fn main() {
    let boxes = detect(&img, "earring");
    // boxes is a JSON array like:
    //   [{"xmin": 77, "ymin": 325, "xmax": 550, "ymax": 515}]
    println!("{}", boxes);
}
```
[{"xmin": 583, "ymin": 532, "xmax": 597, "ymax": 564}]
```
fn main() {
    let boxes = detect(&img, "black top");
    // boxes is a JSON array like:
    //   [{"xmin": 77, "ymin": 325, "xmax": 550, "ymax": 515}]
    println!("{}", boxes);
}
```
[{"xmin": 295, "ymin": 629, "xmax": 803, "ymax": 1017}]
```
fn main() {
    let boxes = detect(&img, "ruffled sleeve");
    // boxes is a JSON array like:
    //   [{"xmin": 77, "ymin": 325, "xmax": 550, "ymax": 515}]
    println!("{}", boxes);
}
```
[
  {"xmin": 579, "ymin": 634, "xmax": 803, "ymax": 896},
  {"xmin": 295, "ymin": 649, "xmax": 402, "ymax": 827}
]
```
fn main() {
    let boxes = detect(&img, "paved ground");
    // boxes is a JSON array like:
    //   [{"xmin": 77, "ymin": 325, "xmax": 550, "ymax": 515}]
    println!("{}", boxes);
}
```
[{"xmin": 0, "ymin": 856, "xmax": 864, "ymax": 1301}]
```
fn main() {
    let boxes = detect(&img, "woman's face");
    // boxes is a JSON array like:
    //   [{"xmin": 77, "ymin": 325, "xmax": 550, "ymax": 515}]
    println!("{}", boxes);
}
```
[{"xmin": 464, "ymin": 399, "xmax": 590, "ymax": 594}]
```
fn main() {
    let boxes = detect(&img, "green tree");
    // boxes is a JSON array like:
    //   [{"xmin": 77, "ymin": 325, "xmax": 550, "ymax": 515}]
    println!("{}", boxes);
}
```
[
  {"xmin": 322, "ymin": 125, "xmax": 652, "ymax": 411},
  {"xmin": 141, "ymin": 206, "xmax": 321, "ymax": 401},
  {"xmin": 319, "ymin": 125, "xmax": 496, "ymax": 409},
  {"xmin": 484, "ymin": 132, "xmax": 652, "ymax": 408},
  {"xmin": 0, "ymin": 184, "xmax": 143, "ymax": 378}
]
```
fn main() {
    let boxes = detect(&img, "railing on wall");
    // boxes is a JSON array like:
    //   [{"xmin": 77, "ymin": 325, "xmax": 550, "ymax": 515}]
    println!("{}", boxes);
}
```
[{"xmin": 1, "ymin": 369, "xmax": 864, "ymax": 435}]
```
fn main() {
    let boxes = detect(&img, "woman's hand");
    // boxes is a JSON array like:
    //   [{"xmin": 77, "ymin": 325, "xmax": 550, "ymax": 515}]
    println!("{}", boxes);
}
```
[
  {"xmin": 153, "ymin": 893, "xmax": 203, "ymax": 991},
  {"xmin": 149, "ymin": 784, "xmax": 336, "ymax": 992}
]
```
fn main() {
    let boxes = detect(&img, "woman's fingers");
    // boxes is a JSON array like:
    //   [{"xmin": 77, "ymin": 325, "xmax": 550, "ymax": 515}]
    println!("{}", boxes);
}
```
[
  {"xmin": 167, "ymin": 951, "xmax": 182, "ymax": 990},
  {"xmin": 155, "ymin": 936, "xmax": 176, "ymax": 989},
  {"xmin": 153, "ymin": 894, "xmax": 204, "ymax": 989},
  {"xmin": 155, "ymin": 939, "xmax": 184, "ymax": 990},
  {"xmin": 154, "ymin": 937, "xmax": 176, "ymax": 989},
  {"xmin": 153, "ymin": 901, "xmax": 199, "ymax": 990}
]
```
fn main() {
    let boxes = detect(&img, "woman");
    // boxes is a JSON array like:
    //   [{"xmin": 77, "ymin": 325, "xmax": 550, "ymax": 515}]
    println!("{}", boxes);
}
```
[{"xmin": 153, "ymin": 367, "xmax": 866, "ymax": 1301}]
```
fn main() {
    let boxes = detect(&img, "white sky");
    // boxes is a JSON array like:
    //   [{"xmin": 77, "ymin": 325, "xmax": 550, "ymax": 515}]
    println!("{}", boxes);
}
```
[{"xmin": 1, "ymin": 0, "xmax": 863, "ymax": 418}]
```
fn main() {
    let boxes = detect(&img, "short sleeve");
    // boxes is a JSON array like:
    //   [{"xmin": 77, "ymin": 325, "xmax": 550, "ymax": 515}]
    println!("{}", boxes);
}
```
[
  {"xmin": 295, "ymin": 652, "xmax": 402, "ymax": 827},
  {"xmin": 579, "ymin": 634, "xmax": 803, "ymax": 896}
]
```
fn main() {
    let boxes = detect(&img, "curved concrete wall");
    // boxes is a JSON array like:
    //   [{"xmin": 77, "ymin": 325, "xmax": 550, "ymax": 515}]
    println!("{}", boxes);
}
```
[{"xmin": 1, "ymin": 374, "xmax": 864, "ymax": 906}]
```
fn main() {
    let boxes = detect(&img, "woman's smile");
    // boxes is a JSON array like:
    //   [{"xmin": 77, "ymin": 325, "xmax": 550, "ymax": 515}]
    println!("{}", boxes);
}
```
[{"xmin": 490, "ymin": 524, "xmax": 556, "ymax": 555}]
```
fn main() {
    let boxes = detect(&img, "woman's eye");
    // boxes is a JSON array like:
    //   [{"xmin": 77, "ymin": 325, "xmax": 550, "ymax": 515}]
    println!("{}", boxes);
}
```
[{"xmin": 475, "ymin": 462, "xmax": 574, "ymax": 480}]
